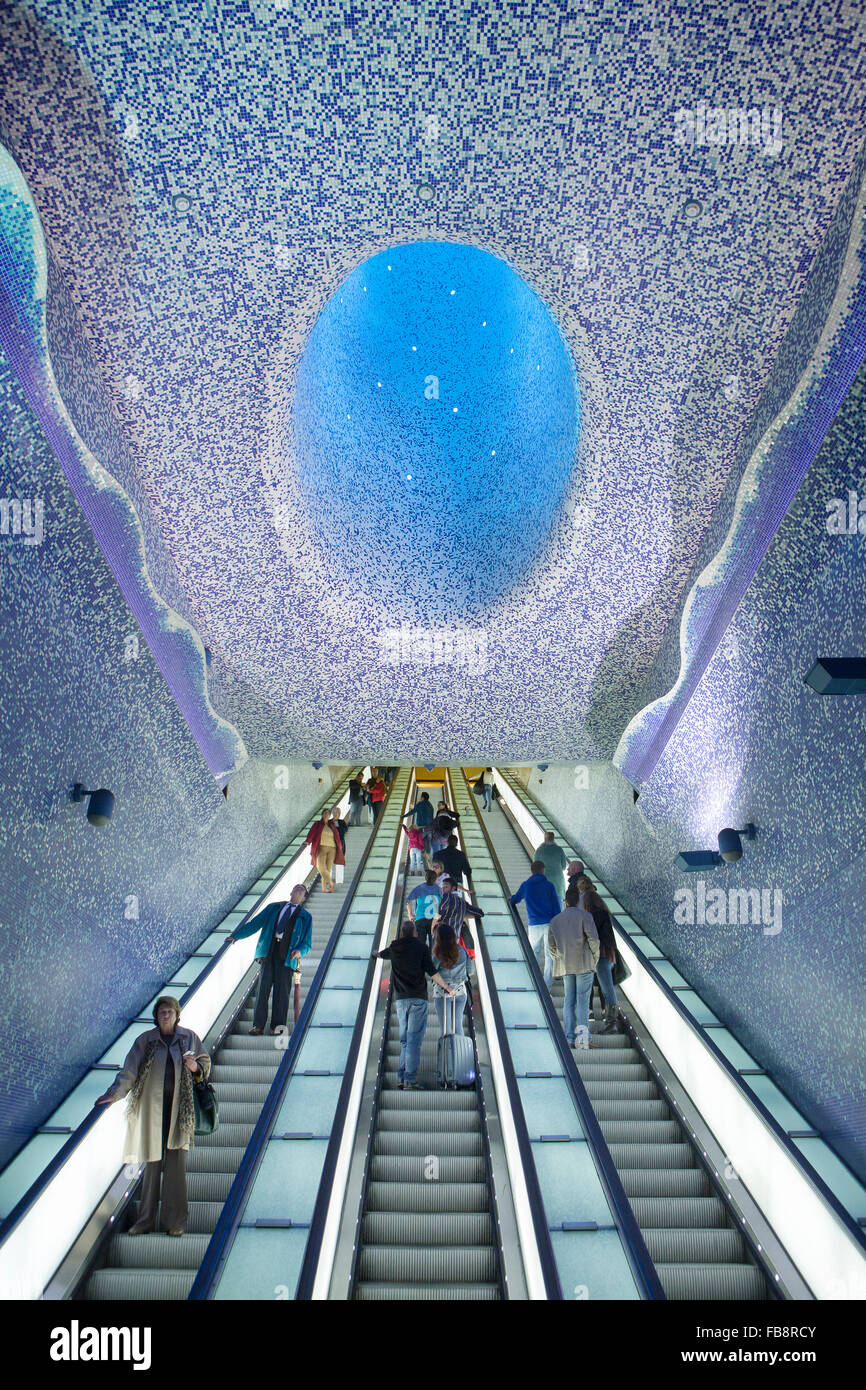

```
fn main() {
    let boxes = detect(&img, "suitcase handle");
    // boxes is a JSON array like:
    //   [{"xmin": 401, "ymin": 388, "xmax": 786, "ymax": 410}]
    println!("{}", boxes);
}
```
[{"xmin": 441, "ymin": 989, "xmax": 456, "ymax": 1035}]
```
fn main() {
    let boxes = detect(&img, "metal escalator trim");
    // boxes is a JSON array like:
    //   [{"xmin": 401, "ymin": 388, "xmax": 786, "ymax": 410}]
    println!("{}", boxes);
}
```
[
  {"xmin": 458, "ymin": 768, "xmax": 666, "ymax": 1302},
  {"xmin": 293, "ymin": 772, "xmax": 415, "ymax": 1299},
  {"xmin": 187, "ymin": 773, "xmax": 407, "ymax": 1300},
  {"xmin": 496, "ymin": 769, "xmax": 866, "ymax": 1274}
]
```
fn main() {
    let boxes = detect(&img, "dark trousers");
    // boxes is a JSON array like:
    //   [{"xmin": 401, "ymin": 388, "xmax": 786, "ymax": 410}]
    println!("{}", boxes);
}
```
[
  {"xmin": 137, "ymin": 1074, "xmax": 188, "ymax": 1231},
  {"xmin": 254, "ymin": 953, "xmax": 291, "ymax": 1030},
  {"xmin": 138, "ymin": 1147, "xmax": 188, "ymax": 1231},
  {"xmin": 371, "ymin": 800, "xmax": 384, "ymax": 823}
]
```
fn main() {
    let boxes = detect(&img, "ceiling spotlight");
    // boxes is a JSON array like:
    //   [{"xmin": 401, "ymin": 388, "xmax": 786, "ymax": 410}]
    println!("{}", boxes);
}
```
[
  {"xmin": 172, "ymin": 193, "xmax": 192, "ymax": 213},
  {"xmin": 311, "ymin": 761, "xmax": 323, "ymax": 770},
  {"xmin": 683, "ymin": 198, "xmax": 702, "ymax": 220},
  {"xmin": 718, "ymin": 824, "xmax": 757, "ymax": 863},
  {"xmin": 537, "ymin": 764, "xmax": 548, "ymax": 772},
  {"xmin": 417, "ymin": 183, "xmax": 434, "ymax": 201},
  {"xmin": 72, "ymin": 784, "xmax": 115, "ymax": 827}
]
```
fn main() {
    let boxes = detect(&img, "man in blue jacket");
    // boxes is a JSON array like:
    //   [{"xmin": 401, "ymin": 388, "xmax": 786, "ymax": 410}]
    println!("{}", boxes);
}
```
[
  {"xmin": 227, "ymin": 884, "xmax": 312, "ymax": 1034},
  {"xmin": 510, "ymin": 862, "xmax": 561, "ymax": 988}
]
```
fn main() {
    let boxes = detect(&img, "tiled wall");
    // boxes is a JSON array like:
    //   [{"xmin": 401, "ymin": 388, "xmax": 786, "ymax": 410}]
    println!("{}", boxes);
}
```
[
  {"xmin": 524, "ymin": 361, "xmax": 866, "ymax": 1186},
  {"xmin": 0, "ymin": 350, "xmax": 328, "ymax": 1172}
]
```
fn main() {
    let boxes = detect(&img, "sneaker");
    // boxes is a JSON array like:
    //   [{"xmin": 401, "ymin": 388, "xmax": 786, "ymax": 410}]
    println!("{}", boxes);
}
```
[
  {"xmin": 405, "ymin": 1081, "xmax": 424, "ymax": 1090},
  {"xmin": 249, "ymin": 1027, "xmax": 263, "ymax": 1036}
]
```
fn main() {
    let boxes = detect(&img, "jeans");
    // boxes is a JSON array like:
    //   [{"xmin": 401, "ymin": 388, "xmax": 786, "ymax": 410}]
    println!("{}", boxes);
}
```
[
  {"xmin": 482, "ymin": 785, "xmax": 493, "ymax": 810},
  {"xmin": 349, "ymin": 800, "xmax": 362, "ymax": 826},
  {"xmin": 563, "ymin": 971, "xmax": 594, "ymax": 1045},
  {"xmin": 527, "ymin": 922, "xmax": 554, "ymax": 987},
  {"xmin": 435, "ymin": 991, "xmax": 467, "ymax": 1035},
  {"xmin": 395, "ymin": 997, "xmax": 429, "ymax": 1083},
  {"xmin": 596, "ymin": 956, "xmax": 618, "ymax": 1008},
  {"xmin": 409, "ymin": 847, "xmax": 423, "ymax": 873}
]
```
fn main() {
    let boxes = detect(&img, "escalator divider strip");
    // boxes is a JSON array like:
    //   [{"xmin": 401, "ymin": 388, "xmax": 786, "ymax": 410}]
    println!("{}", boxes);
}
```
[
  {"xmin": 294, "ymin": 773, "xmax": 415, "ymax": 1299},
  {"xmin": 187, "ymin": 776, "xmax": 406, "ymax": 1300},
  {"xmin": 444, "ymin": 769, "xmax": 561, "ymax": 1301}
]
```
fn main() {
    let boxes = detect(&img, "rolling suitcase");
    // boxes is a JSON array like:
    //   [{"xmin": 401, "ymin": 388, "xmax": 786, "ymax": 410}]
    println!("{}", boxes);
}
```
[{"xmin": 437, "ymin": 992, "xmax": 476, "ymax": 1088}]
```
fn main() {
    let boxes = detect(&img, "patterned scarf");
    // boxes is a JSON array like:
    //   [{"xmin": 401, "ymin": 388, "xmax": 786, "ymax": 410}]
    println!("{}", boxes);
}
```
[{"xmin": 126, "ymin": 1035, "xmax": 196, "ymax": 1146}]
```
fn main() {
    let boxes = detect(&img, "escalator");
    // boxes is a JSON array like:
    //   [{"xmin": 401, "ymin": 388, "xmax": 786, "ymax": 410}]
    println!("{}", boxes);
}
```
[
  {"xmin": 464, "ymin": 770, "xmax": 770, "ymax": 1300},
  {"xmin": 78, "ymin": 818, "xmax": 375, "ymax": 1300},
  {"xmin": 351, "ymin": 981, "xmax": 503, "ymax": 1300}
]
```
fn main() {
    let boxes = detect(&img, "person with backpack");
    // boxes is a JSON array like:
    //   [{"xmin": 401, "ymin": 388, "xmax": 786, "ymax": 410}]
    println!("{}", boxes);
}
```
[
  {"xmin": 510, "ymin": 861, "xmax": 561, "ymax": 987},
  {"xmin": 406, "ymin": 869, "xmax": 442, "ymax": 948},
  {"xmin": 374, "ymin": 921, "xmax": 456, "ymax": 1090},
  {"xmin": 431, "ymin": 923, "xmax": 475, "ymax": 1037},
  {"xmin": 547, "ymin": 887, "xmax": 600, "ymax": 1049}
]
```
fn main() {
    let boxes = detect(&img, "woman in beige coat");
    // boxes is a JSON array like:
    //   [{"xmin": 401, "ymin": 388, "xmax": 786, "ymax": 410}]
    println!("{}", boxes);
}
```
[{"xmin": 96, "ymin": 996, "xmax": 210, "ymax": 1235}]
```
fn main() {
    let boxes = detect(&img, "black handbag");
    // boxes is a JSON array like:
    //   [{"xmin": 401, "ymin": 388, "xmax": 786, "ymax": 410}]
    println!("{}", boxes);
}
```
[
  {"xmin": 612, "ymin": 953, "xmax": 631, "ymax": 986},
  {"xmin": 193, "ymin": 1076, "xmax": 219, "ymax": 1135}
]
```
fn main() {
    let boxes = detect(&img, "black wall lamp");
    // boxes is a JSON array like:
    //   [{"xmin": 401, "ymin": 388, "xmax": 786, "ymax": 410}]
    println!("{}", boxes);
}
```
[
  {"xmin": 72, "ymin": 784, "xmax": 115, "ymax": 827},
  {"xmin": 676, "ymin": 823, "xmax": 756, "ymax": 871}
]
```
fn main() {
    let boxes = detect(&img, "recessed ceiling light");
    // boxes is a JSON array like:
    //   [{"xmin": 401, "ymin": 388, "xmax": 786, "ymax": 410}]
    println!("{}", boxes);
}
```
[
  {"xmin": 388, "ymin": 265, "xmax": 391, "ymax": 270},
  {"xmin": 453, "ymin": 407, "xmax": 458, "ymax": 413},
  {"xmin": 450, "ymin": 289, "xmax": 455, "ymax": 295},
  {"xmin": 683, "ymin": 198, "xmax": 702, "ymax": 219},
  {"xmin": 417, "ymin": 183, "xmax": 434, "ymax": 201},
  {"xmin": 412, "ymin": 346, "xmax": 417, "ymax": 351},
  {"xmin": 491, "ymin": 449, "xmax": 496, "ymax": 455},
  {"xmin": 377, "ymin": 381, "xmax": 382, "ymax": 386},
  {"xmin": 172, "ymin": 193, "xmax": 192, "ymax": 213},
  {"xmin": 363, "ymin": 286, "xmax": 367, "ymax": 291},
  {"xmin": 510, "ymin": 348, "xmax": 514, "ymax": 354}
]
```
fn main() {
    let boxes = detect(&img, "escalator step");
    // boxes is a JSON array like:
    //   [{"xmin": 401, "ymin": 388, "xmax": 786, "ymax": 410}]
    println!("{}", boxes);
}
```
[
  {"xmin": 370, "ymin": 1155, "xmax": 486, "ymax": 1182},
  {"xmin": 195, "ymin": 1123, "xmax": 257, "ymax": 1148},
  {"xmin": 598, "ymin": 1120, "xmax": 683, "ymax": 1144},
  {"xmin": 105, "ymin": 1233, "xmax": 209, "ymax": 1270},
  {"xmin": 362, "ymin": 1212, "xmax": 495, "ymax": 1246},
  {"xmin": 186, "ymin": 1145, "xmax": 249, "ymax": 1173},
  {"xmin": 82, "ymin": 1270, "xmax": 194, "ymax": 1301},
  {"xmin": 584, "ymin": 1081, "xmax": 658, "ymax": 1101},
  {"xmin": 378, "ymin": 1090, "xmax": 476, "ymax": 1110},
  {"xmin": 373, "ymin": 1130, "xmax": 483, "ymax": 1157},
  {"xmin": 619, "ymin": 1168, "xmax": 712, "ymax": 1198},
  {"xmin": 631, "ymin": 1196, "xmax": 728, "ymax": 1228},
  {"xmin": 355, "ymin": 1281, "xmax": 500, "ymax": 1300},
  {"xmin": 186, "ymin": 1171, "xmax": 235, "ymax": 1202},
  {"xmin": 211, "ymin": 1066, "xmax": 281, "ymax": 1084},
  {"xmin": 658, "ymin": 1263, "xmax": 769, "ymax": 1301},
  {"xmin": 206, "ymin": 1102, "xmax": 262, "ymax": 1124},
  {"xmin": 376, "ymin": 1109, "xmax": 480, "ymax": 1133},
  {"xmin": 572, "ymin": 1063, "xmax": 646, "ymax": 1082},
  {"xmin": 607, "ymin": 1142, "xmax": 695, "ymax": 1170},
  {"xmin": 366, "ymin": 1181, "xmax": 489, "ymax": 1213},
  {"xmin": 591, "ymin": 1099, "xmax": 669, "ymax": 1121},
  {"xmin": 358, "ymin": 1244, "xmax": 497, "ymax": 1283},
  {"xmin": 211, "ymin": 1082, "xmax": 273, "ymax": 1102},
  {"xmin": 643, "ymin": 1228, "xmax": 747, "ymax": 1264}
]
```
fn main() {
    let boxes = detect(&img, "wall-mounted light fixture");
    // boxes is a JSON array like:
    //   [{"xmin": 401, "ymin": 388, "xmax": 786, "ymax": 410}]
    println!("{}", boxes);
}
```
[
  {"xmin": 804, "ymin": 658, "xmax": 866, "ymax": 694},
  {"xmin": 72, "ymin": 784, "xmax": 115, "ymax": 827},
  {"xmin": 676, "ymin": 824, "xmax": 757, "ymax": 872}
]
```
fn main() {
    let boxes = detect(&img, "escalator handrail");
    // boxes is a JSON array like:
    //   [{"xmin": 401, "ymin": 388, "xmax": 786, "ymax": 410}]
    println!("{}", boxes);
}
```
[
  {"xmin": 187, "ymin": 777, "xmax": 400, "ymax": 1299},
  {"xmin": 0, "ymin": 771, "xmax": 361, "ymax": 1256},
  {"xmin": 497, "ymin": 770, "xmax": 866, "ymax": 1258},
  {"xmin": 462, "ymin": 770, "xmax": 666, "ymax": 1300},
  {"xmin": 294, "ymin": 775, "xmax": 415, "ymax": 1299}
]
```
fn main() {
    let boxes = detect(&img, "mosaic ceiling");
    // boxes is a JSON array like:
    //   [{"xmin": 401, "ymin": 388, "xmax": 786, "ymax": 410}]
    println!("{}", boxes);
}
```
[{"xmin": 1, "ymin": 0, "xmax": 865, "ymax": 773}]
